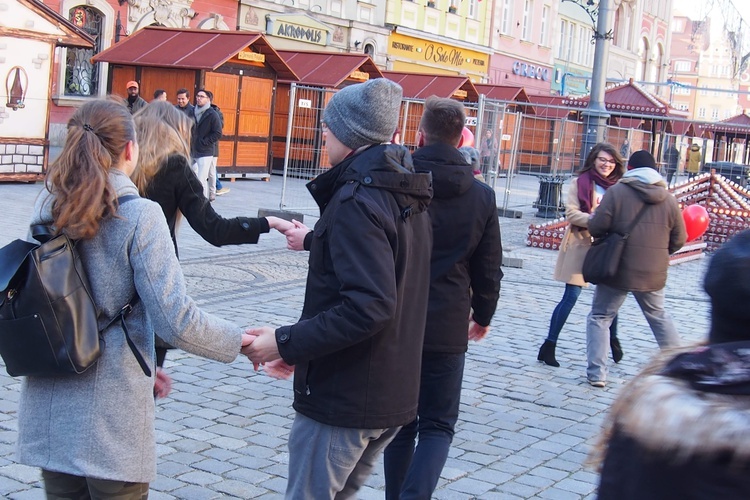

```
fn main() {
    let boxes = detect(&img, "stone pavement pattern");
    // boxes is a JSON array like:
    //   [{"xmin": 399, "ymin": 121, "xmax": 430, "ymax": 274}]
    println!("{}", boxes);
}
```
[{"xmin": 0, "ymin": 175, "xmax": 711, "ymax": 499}]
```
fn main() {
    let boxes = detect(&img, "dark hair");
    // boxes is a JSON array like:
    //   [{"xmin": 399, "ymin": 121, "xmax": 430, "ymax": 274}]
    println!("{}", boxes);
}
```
[
  {"xmin": 176, "ymin": 88, "xmax": 190, "ymax": 98},
  {"xmin": 46, "ymin": 98, "xmax": 136, "ymax": 240},
  {"xmin": 196, "ymin": 88, "xmax": 209, "ymax": 98},
  {"xmin": 579, "ymin": 142, "xmax": 625, "ymax": 178},
  {"xmin": 205, "ymin": 90, "xmax": 214, "ymax": 101},
  {"xmin": 153, "ymin": 89, "xmax": 166, "ymax": 99},
  {"xmin": 419, "ymin": 96, "xmax": 465, "ymax": 146}
]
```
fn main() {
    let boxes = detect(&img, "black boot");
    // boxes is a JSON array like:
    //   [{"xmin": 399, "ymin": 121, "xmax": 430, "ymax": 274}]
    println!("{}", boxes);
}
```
[
  {"xmin": 537, "ymin": 340, "xmax": 560, "ymax": 367},
  {"xmin": 610, "ymin": 337, "xmax": 623, "ymax": 363}
]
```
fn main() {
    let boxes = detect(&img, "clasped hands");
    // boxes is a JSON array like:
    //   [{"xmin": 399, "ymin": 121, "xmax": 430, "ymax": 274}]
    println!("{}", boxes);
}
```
[
  {"xmin": 241, "ymin": 327, "xmax": 294, "ymax": 380},
  {"xmin": 265, "ymin": 217, "xmax": 311, "ymax": 251}
]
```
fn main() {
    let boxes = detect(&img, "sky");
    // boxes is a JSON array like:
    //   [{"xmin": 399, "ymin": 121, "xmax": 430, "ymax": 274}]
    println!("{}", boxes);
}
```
[{"xmin": 675, "ymin": 0, "xmax": 750, "ymax": 36}]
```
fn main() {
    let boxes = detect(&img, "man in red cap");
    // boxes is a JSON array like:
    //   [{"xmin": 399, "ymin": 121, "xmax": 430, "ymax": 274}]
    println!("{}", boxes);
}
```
[{"xmin": 125, "ymin": 80, "xmax": 147, "ymax": 114}]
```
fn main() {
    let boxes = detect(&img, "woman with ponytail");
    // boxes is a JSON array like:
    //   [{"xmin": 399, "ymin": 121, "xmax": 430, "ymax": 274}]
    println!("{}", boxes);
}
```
[
  {"xmin": 16, "ymin": 99, "xmax": 252, "ymax": 498},
  {"xmin": 537, "ymin": 143, "xmax": 625, "ymax": 368}
]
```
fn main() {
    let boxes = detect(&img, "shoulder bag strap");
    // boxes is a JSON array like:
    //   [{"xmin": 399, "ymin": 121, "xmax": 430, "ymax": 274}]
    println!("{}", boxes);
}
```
[{"xmin": 622, "ymin": 203, "xmax": 650, "ymax": 239}]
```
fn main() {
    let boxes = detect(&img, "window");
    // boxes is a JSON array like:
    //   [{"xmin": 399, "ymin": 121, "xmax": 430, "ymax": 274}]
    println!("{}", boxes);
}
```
[
  {"xmin": 698, "ymin": 107, "xmax": 706, "ymax": 118},
  {"xmin": 558, "ymin": 20, "xmax": 568, "ymax": 59},
  {"xmin": 521, "ymin": 0, "xmax": 532, "ymax": 41},
  {"xmin": 501, "ymin": 0, "xmax": 511, "ymax": 35},
  {"xmin": 65, "ymin": 6, "xmax": 103, "ymax": 96},
  {"xmin": 711, "ymin": 108, "xmax": 719, "ymax": 120},
  {"xmin": 577, "ymin": 25, "xmax": 586, "ymax": 64},
  {"xmin": 539, "ymin": 6, "xmax": 548, "ymax": 45},
  {"xmin": 674, "ymin": 60, "xmax": 691, "ymax": 72},
  {"xmin": 468, "ymin": 0, "xmax": 477, "ymax": 19}
]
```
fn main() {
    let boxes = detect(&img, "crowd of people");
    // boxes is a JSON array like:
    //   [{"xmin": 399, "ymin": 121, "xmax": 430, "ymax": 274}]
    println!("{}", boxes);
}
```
[{"xmin": 9, "ymin": 76, "xmax": 748, "ymax": 499}]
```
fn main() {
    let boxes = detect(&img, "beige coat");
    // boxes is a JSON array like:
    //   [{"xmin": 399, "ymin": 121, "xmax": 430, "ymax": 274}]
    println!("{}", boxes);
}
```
[
  {"xmin": 686, "ymin": 145, "xmax": 702, "ymax": 173},
  {"xmin": 553, "ymin": 180, "xmax": 597, "ymax": 286}
]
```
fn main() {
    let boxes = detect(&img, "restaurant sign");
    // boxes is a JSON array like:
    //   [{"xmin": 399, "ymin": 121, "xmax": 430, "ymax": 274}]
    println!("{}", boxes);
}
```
[
  {"xmin": 387, "ymin": 33, "xmax": 489, "ymax": 73},
  {"xmin": 266, "ymin": 14, "xmax": 331, "ymax": 46}
]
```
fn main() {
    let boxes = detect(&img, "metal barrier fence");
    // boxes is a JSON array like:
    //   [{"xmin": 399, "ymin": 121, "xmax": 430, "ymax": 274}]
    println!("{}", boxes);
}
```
[{"xmin": 278, "ymin": 83, "xmax": 750, "ymax": 218}]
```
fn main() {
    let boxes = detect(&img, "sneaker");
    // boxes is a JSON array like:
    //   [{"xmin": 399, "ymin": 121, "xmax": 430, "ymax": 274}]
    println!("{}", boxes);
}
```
[
  {"xmin": 216, "ymin": 187, "xmax": 230, "ymax": 196},
  {"xmin": 588, "ymin": 379, "xmax": 606, "ymax": 388}
]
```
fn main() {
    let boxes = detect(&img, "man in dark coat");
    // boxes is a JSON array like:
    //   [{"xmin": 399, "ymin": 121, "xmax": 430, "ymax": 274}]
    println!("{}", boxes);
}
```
[
  {"xmin": 585, "ymin": 150, "xmax": 686, "ymax": 387},
  {"xmin": 190, "ymin": 89, "xmax": 222, "ymax": 199},
  {"xmin": 663, "ymin": 142, "xmax": 680, "ymax": 188},
  {"xmin": 243, "ymin": 78, "xmax": 433, "ymax": 498},
  {"xmin": 382, "ymin": 97, "xmax": 503, "ymax": 499},
  {"xmin": 593, "ymin": 229, "xmax": 750, "ymax": 499},
  {"xmin": 124, "ymin": 81, "xmax": 147, "ymax": 114}
]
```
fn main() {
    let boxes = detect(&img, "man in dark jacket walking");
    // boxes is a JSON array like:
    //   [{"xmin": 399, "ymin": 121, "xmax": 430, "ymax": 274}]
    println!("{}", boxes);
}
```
[
  {"xmin": 585, "ymin": 150, "xmax": 686, "ymax": 387},
  {"xmin": 382, "ymin": 97, "xmax": 503, "ymax": 499},
  {"xmin": 243, "ymin": 78, "xmax": 433, "ymax": 498},
  {"xmin": 191, "ymin": 89, "xmax": 222, "ymax": 199}
]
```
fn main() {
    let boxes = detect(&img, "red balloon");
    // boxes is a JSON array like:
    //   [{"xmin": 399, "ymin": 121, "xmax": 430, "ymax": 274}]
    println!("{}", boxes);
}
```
[
  {"xmin": 682, "ymin": 204, "xmax": 710, "ymax": 242},
  {"xmin": 458, "ymin": 127, "xmax": 475, "ymax": 148}
]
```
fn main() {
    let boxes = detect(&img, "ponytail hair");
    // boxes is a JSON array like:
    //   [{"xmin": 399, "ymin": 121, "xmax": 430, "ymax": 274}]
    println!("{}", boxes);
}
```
[{"xmin": 45, "ymin": 98, "xmax": 136, "ymax": 240}]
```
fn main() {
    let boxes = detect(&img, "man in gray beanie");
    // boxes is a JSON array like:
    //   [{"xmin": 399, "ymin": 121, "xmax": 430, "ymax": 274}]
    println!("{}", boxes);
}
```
[
  {"xmin": 243, "ymin": 77, "xmax": 434, "ymax": 498},
  {"xmin": 584, "ymin": 150, "xmax": 686, "ymax": 387}
]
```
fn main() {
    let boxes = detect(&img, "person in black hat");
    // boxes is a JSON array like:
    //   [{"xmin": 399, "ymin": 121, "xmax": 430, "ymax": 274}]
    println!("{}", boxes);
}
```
[
  {"xmin": 584, "ymin": 150, "xmax": 686, "ymax": 387},
  {"xmin": 242, "ymin": 78, "xmax": 434, "ymax": 498},
  {"xmin": 592, "ymin": 229, "xmax": 750, "ymax": 499}
]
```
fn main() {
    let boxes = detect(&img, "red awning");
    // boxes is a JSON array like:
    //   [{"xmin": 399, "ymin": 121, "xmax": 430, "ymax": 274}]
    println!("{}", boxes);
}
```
[
  {"xmin": 560, "ymin": 79, "xmax": 683, "ymax": 118},
  {"xmin": 474, "ymin": 84, "xmax": 530, "ymax": 102},
  {"xmin": 381, "ymin": 71, "xmax": 479, "ymax": 101},
  {"xmin": 702, "ymin": 112, "xmax": 750, "ymax": 134},
  {"xmin": 92, "ymin": 27, "xmax": 298, "ymax": 81},
  {"xmin": 276, "ymin": 50, "xmax": 383, "ymax": 87}
]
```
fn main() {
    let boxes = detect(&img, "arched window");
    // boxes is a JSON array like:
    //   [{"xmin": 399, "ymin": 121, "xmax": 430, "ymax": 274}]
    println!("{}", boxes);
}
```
[
  {"xmin": 364, "ymin": 43, "xmax": 375, "ymax": 57},
  {"xmin": 65, "ymin": 6, "xmax": 103, "ymax": 96}
]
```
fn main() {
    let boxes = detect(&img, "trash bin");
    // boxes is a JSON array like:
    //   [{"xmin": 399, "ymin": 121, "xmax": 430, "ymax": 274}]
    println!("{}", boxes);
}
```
[{"xmin": 534, "ymin": 175, "xmax": 565, "ymax": 218}]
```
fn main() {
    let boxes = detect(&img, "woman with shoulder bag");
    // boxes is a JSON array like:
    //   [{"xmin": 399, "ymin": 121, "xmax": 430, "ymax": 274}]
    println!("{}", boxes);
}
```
[
  {"xmin": 16, "ymin": 99, "xmax": 254, "ymax": 498},
  {"xmin": 132, "ymin": 102, "xmax": 293, "ymax": 397},
  {"xmin": 537, "ymin": 143, "xmax": 626, "ymax": 367}
]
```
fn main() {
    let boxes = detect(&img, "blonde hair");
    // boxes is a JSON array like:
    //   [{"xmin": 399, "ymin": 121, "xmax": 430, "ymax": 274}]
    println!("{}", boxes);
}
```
[
  {"xmin": 46, "ymin": 98, "xmax": 135, "ymax": 240},
  {"xmin": 132, "ymin": 101, "xmax": 192, "ymax": 194}
]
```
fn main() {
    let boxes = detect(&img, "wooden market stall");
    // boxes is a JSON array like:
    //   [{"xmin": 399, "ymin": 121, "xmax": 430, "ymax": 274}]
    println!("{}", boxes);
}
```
[
  {"xmin": 92, "ymin": 27, "xmax": 298, "ymax": 179},
  {"xmin": 699, "ymin": 112, "xmax": 750, "ymax": 165},
  {"xmin": 273, "ymin": 51, "xmax": 384, "ymax": 174},
  {"xmin": 0, "ymin": 0, "xmax": 93, "ymax": 182}
]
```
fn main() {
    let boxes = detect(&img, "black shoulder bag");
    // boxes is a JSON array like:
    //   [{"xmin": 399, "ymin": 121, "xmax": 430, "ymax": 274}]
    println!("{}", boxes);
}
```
[{"xmin": 582, "ymin": 203, "xmax": 650, "ymax": 285}]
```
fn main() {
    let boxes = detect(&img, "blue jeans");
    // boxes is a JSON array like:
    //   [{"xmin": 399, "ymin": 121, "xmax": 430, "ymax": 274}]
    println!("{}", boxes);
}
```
[
  {"xmin": 286, "ymin": 412, "xmax": 399, "ymax": 500},
  {"xmin": 586, "ymin": 284, "xmax": 680, "ymax": 382},
  {"xmin": 383, "ymin": 352, "xmax": 465, "ymax": 500},
  {"xmin": 547, "ymin": 284, "xmax": 618, "ymax": 343}
]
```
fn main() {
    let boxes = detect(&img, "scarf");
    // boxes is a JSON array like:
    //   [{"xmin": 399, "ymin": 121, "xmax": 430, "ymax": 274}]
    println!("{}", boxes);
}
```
[
  {"xmin": 194, "ymin": 102, "xmax": 210, "ymax": 123},
  {"xmin": 577, "ymin": 168, "xmax": 620, "ymax": 214}
]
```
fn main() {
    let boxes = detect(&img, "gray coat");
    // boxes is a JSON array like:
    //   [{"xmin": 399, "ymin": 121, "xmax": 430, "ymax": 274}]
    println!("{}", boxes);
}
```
[{"xmin": 16, "ymin": 170, "xmax": 243, "ymax": 483}]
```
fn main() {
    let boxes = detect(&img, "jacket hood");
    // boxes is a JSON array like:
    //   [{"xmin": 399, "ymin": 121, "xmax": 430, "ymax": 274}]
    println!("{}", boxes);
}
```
[
  {"xmin": 308, "ymin": 143, "xmax": 433, "ymax": 216},
  {"xmin": 690, "ymin": 144, "xmax": 701, "ymax": 150},
  {"xmin": 412, "ymin": 143, "xmax": 475, "ymax": 199},
  {"xmin": 620, "ymin": 170, "xmax": 669, "ymax": 204},
  {"xmin": 592, "ymin": 344, "xmax": 750, "ymax": 467}
]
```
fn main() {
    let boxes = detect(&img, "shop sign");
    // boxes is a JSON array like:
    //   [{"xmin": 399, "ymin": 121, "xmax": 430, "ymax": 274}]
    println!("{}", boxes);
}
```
[
  {"xmin": 452, "ymin": 89, "xmax": 468, "ymax": 99},
  {"xmin": 512, "ymin": 61, "xmax": 550, "ymax": 81},
  {"xmin": 348, "ymin": 70, "xmax": 370, "ymax": 82},
  {"xmin": 465, "ymin": 116, "xmax": 478, "ymax": 126},
  {"xmin": 276, "ymin": 22, "xmax": 324, "ymax": 45},
  {"xmin": 237, "ymin": 50, "xmax": 265, "ymax": 63},
  {"xmin": 388, "ymin": 33, "xmax": 489, "ymax": 72}
]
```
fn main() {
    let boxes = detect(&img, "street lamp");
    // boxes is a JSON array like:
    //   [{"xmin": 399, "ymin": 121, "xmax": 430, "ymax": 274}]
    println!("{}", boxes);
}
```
[{"xmin": 562, "ymin": 0, "xmax": 614, "ymax": 167}]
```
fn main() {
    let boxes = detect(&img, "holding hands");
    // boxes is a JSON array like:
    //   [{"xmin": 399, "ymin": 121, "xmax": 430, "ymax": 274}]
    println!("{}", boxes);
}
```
[
  {"xmin": 265, "ymin": 216, "xmax": 295, "ymax": 234},
  {"xmin": 285, "ymin": 219, "xmax": 311, "ymax": 251}
]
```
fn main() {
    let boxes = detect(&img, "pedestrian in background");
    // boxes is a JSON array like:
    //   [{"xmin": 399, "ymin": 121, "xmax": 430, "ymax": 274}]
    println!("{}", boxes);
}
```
[
  {"xmin": 592, "ymin": 229, "xmax": 750, "ymax": 499},
  {"xmin": 383, "ymin": 96, "xmax": 503, "ymax": 500},
  {"xmin": 175, "ymin": 88, "xmax": 194, "ymax": 117},
  {"xmin": 479, "ymin": 130, "xmax": 498, "ymax": 178},
  {"xmin": 537, "ymin": 143, "xmax": 625, "ymax": 368},
  {"xmin": 243, "ymin": 78, "xmax": 434, "ymax": 499},
  {"xmin": 585, "ymin": 150, "xmax": 686, "ymax": 387},
  {"xmin": 124, "ymin": 80, "xmax": 147, "ymax": 114},
  {"xmin": 686, "ymin": 143, "xmax": 702, "ymax": 180},
  {"xmin": 663, "ymin": 141, "xmax": 680, "ymax": 188},
  {"xmin": 15, "ymin": 99, "xmax": 254, "ymax": 498},
  {"xmin": 191, "ymin": 89, "xmax": 222, "ymax": 199}
]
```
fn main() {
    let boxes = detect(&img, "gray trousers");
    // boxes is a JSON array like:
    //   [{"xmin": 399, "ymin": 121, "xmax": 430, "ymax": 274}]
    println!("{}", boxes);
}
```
[
  {"xmin": 42, "ymin": 470, "xmax": 148, "ymax": 500},
  {"xmin": 286, "ymin": 412, "xmax": 400, "ymax": 500},
  {"xmin": 586, "ymin": 284, "xmax": 680, "ymax": 382}
]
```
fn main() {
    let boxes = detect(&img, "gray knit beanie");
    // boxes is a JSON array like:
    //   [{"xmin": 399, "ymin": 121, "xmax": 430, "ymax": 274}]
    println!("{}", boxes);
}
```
[{"xmin": 323, "ymin": 78, "xmax": 403, "ymax": 150}]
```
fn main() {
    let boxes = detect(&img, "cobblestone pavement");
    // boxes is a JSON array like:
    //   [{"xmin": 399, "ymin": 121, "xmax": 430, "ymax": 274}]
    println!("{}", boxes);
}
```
[{"xmin": 0, "ymin": 175, "xmax": 711, "ymax": 499}]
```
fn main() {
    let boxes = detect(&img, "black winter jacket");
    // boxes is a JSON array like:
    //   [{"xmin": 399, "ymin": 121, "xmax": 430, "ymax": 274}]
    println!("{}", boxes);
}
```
[
  {"xmin": 412, "ymin": 144, "xmax": 503, "ymax": 353},
  {"xmin": 276, "ymin": 144, "xmax": 433, "ymax": 429},
  {"xmin": 588, "ymin": 171, "xmax": 686, "ymax": 291},
  {"xmin": 191, "ymin": 106, "xmax": 222, "ymax": 159},
  {"xmin": 145, "ymin": 155, "xmax": 268, "ymax": 257}
]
